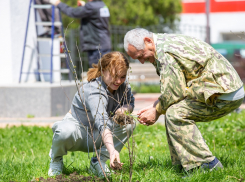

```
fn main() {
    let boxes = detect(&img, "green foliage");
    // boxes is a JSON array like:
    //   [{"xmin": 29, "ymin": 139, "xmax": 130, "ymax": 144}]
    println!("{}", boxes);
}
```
[
  {"xmin": 1, "ymin": 110, "xmax": 245, "ymax": 181},
  {"xmin": 27, "ymin": 114, "xmax": 35, "ymax": 118},
  {"xmin": 104, "ymin": 0, "xmax": 182, "ymax": 27},
  {"xmin": 60, "ymin": 0, "xmax": 182, "ymax": 29},
  {"xmin": 131, "ymin": 83, "xmax": 160, "ymax": 93}
]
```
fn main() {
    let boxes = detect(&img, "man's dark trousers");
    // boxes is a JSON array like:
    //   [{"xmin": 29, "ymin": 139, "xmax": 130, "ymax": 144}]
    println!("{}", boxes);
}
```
[{"xmin": 87, "ymin": 49, "xmax": 111, "ymax": 68}]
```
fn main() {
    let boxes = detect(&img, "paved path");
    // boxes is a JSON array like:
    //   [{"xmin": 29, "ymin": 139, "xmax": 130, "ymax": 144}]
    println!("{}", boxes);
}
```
[
  {"xmin": 132, "ymin": 93, "xmax": 165, "ymax": 124},
  {"xmin": 0, "ymin": 93, "xmax": 244, "ymax": 128},
  {"xmin": 0, "ymin": 93, "xmax": 163, "ymax": 128}
]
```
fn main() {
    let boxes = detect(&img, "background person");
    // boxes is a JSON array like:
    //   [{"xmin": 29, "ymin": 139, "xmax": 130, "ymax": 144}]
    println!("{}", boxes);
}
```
[
  {"xmin": 49, "ymin": 0, "xmax": 111, "ymax": 68},
  {"xmin": 48, "ymin": 52, "xmax": 135, "ymax": 177},
  {"xmin": 124, "ymin": 28, "xmax": 245, "ymax": 172}
]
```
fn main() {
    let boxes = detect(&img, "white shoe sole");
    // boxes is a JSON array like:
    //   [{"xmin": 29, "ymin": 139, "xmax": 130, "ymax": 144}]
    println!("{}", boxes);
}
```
[{"xmin": 210, "ymin": 161, "xmax": 223, "ymax": 171}]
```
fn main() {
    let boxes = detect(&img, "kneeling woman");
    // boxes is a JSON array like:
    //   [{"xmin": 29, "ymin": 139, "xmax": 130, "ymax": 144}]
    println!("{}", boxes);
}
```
[{"xmin": 48, "ymin": 52, "xmax": 135, "ymax": 177}]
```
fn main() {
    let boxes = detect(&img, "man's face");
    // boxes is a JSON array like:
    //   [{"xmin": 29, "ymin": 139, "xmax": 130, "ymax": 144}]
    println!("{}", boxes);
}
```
[{"xmin": 127, "ymin": 37, "xmax": 156, "ymax": 64}]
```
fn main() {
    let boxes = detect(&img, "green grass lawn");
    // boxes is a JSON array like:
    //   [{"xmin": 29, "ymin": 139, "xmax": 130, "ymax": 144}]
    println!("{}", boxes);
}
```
[
  {"xmin": 130, "ymin": 83, "xmax": 161, "ymax": 93},
  {"xmin": 0, "ymin": 110, "xmax": 245, "ymax": 181}
]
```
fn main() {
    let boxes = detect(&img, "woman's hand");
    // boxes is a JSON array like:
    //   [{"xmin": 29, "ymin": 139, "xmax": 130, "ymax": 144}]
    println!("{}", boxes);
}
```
[
  {"xmin": 115, "ymin": 107, "xmax": 127, "ymax": 114},
  {"xmin": 102, "ymin": 129, "xmax": 123, "ymax": 168},
  {"xmin": 109, "ymin": 150, "xmax": 123, "ymax": 168},
  {"xmin": 115, "ymin": 104, "xmax": 133, "ymax": 115}
]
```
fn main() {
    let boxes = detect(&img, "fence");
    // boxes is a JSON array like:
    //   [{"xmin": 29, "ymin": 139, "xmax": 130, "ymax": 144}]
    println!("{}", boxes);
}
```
[{"xmin": 61, "ymin": 24, "xmax": 206, "ymax": 80}]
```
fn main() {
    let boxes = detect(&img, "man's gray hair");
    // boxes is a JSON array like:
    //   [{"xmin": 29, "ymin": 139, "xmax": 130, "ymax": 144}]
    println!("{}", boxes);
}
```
[{"xmin": 124, "ymin": 28, "xmax": 153, "ymax": 52}]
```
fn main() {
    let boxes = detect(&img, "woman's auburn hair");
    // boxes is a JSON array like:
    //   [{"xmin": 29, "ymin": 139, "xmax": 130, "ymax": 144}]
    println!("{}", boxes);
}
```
[{"xmin": 87, "ymin": 51, "xmax": 129, "ymax": 82}]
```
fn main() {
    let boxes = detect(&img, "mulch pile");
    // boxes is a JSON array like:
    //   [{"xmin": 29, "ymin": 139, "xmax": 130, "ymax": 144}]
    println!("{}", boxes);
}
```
[
  {"xmin": 36, "ymin": 172, "xmax": 104, "ymax": 182},
  {"xmin": 113, "ymin": 113, "xmax": 134, "ymax": 126}
]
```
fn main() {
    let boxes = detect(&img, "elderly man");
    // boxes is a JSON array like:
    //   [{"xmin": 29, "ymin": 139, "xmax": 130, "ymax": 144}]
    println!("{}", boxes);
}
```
[{"xmin": 124, "ymin": 28, "xmax": 245, "ymax": 172}]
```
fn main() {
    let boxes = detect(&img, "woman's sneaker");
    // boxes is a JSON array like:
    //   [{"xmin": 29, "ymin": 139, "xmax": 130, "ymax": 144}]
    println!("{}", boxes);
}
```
[
  {"xmin": 89, "ymin": 157, "xmax": 111, "ymax": 178},
  {"xmin": 201, "ymin": 157, "xmax": 223, "ymax": 171},
  {"xmin": 48, "ymin": 158, "xmax": 63, "ymax": 176}
]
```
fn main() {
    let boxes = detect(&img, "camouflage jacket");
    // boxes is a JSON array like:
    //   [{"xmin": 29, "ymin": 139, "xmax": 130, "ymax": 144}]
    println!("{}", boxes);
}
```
[{"xmin": 153, "ymin": 33, "xmax": 243, "ymax": 114}]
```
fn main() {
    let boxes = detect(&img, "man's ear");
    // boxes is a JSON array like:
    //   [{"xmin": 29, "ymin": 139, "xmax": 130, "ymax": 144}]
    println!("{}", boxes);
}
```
[{"xmin": 144, "ymin": 37, "xmax": 153, "ymax": 45}]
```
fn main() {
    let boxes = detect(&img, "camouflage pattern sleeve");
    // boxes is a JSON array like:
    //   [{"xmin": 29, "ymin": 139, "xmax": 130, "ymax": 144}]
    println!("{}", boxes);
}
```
[
  {"xmin": 164, "ymin": 34, "xmax": 213, "ymax": 66},
  {"xmin": 155, "ymin": 53, "xmax": 186, "ymax": 114}
]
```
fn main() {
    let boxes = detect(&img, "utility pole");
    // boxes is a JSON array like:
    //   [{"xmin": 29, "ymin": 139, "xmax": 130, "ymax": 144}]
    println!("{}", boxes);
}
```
[{"xmin": 206, "ymin": 0, "xmax": 210, "ymax": 44}]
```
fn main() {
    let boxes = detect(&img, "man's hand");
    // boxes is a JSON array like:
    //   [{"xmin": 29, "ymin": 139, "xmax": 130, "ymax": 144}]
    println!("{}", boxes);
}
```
[
  {"xmin": 109, "ymin": 150, "xmax": 123, "ymax": 168},
  {"xmin": 77, "ymin": 1, "xmax": 86, "ymax": 6},
  {"xmin": 49, "ymin": 0, "xmax": 60, "ymax": 6},
  {"xmin": 137, "ymin": 100, "xmax": 161, "ymax": 126}
]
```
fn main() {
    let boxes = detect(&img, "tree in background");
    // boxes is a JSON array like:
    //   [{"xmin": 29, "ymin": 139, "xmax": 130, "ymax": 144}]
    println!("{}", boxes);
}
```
[
  {"xmin": 105, "ymin": 0, "xmax": 182, "ymax": 27},
  {"xmin": 61, "ymin": 0, "xmax": 182, "ymax": 28}
]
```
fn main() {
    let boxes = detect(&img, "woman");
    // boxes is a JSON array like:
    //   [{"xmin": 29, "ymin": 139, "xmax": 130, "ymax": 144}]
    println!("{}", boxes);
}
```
[{"xmin": 48, "ymin": 52, "xmax": 135, "ymax": 177}]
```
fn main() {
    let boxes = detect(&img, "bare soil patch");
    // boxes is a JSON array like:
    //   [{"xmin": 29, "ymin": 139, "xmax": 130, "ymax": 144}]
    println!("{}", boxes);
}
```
[
  {"xmin": 113, "ymin": 113, "xmax": 134, "ymax": 126},
  {"xmin": 36, "ymin": 172, "xmax": 104, "ymax": 182}
]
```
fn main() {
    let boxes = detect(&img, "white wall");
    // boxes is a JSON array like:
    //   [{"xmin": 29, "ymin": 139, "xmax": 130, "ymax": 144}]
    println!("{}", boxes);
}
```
[
  {"xmin": 180, "ymin": 12, "xmax": 245, "ymax": 43},
  {"xmin": 0, "ymin": 0, "xmax": 61, "ymax": 84},
  {"xmin": 0, "ymin": 1, "xmax": 13, "ymax": 84},
  {"xmin": 0, "ymin": 0, "xmax": 38, "ymax": 84}
]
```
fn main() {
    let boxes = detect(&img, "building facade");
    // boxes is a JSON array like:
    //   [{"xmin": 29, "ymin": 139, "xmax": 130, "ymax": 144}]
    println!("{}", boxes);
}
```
[{"xmin": 180, "ymin": 0, "xmax": 245, "ymax": 43}]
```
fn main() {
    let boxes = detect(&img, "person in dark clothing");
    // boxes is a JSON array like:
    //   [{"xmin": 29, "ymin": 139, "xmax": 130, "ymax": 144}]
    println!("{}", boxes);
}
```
[{"xmin": 50, "ymin": 0, "xmax": 112, "ymax": 68}]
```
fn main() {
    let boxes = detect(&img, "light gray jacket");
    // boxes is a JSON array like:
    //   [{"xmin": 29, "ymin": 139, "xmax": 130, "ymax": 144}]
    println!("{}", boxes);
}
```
[{"xmin": 71, "ymin": 77, "xmax": 135, "ymax": 133}]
